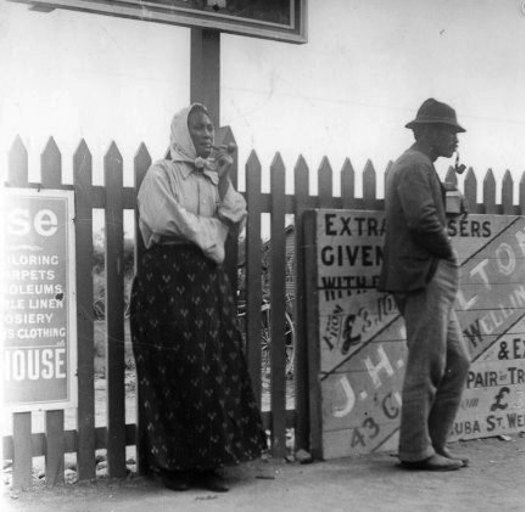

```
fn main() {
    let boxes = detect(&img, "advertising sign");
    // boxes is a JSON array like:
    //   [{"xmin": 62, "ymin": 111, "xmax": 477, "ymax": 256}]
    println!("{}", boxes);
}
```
[
  {"xmin": 304, "ymin": 209, "xmax": 525, "ymax": 459},
  {"xmin": 10, "ymin": 0, "xmax": 307, "ymax": 43},
  {"xmin": 1, "ymin": 188, "xmax": 77, "ymax": 412}
]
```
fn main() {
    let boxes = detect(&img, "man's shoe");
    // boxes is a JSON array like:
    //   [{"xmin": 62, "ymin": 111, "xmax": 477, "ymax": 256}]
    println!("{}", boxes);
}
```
[
  {"xmin": 435, "ymin": 447, "xmax": 470, "ymax": 467},
  {"xmin": 197, "ymin": 470, "xmax": 230, "ymax": 492},
  {"xmin": 400, "ymin": 453, "xmax": 463, "ymax": 471},
  {"xmin": 160, "ymin": 470, "xmax": 191, "ymax": 491}
]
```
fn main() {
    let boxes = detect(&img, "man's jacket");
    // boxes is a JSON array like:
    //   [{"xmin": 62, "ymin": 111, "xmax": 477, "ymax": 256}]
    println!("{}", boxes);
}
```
[{"xmin": 378, "ymin": 146, "xmax": 454, "ymax": 293}]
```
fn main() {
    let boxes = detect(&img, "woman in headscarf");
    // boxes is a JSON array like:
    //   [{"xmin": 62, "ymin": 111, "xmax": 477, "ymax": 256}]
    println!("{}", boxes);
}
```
[{"xmin": 130, "ymin": 104, "xmax": 266, "ymax": 492}]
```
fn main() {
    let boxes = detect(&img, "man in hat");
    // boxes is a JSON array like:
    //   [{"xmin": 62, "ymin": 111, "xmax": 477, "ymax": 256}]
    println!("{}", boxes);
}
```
[{"xmin": 379, "ymin": 98, "xmax": 471, "ymax": 471}]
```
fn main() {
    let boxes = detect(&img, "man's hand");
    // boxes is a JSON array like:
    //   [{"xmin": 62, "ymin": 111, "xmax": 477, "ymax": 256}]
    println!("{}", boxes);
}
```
[
  {"xmin": 450, "ymin": 248, "xmax": 459, "ymax": 266},
  {"xmin": 460, "ymin": 195, "xmax": 469, "ymax": 219}
]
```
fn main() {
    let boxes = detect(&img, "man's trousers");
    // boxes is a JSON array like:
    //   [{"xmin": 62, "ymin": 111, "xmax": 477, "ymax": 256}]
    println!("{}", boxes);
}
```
[{"xmin": 394, "ymin": 259, "xmax": 471, "ymax": 462}]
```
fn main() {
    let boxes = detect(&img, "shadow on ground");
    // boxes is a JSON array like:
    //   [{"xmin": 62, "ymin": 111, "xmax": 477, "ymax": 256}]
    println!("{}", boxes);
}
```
[{"xmin": 4, "ymin": 434, "xmax": 525, "ymax": 512}]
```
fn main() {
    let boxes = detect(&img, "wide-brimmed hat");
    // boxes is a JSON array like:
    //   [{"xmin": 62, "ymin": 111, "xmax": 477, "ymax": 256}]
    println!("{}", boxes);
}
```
[{"xmin": 405, "ymin": 98, "xmax": 466, "ymax": 133}]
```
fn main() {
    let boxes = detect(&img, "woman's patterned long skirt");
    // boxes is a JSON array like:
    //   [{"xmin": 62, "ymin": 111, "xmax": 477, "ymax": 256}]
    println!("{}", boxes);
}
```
[{"xmin": 129, "ymin": 245, "xmax": 266, "ymax": 472}]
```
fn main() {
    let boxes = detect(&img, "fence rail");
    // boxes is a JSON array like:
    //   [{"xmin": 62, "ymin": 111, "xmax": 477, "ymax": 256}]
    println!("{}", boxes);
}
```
[{"xmin": 4, "ymin": 132, "xmax": 525, "ymax": 489}]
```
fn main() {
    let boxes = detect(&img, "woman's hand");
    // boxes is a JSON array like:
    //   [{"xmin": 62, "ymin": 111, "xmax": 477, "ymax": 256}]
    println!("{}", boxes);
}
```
[{"xmin": 214, "ymin": 145, "xmax": 234, "ymax": 178}]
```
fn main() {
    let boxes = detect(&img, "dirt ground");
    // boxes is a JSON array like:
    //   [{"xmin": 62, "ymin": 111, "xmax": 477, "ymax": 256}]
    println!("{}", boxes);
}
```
[{"xmin": 3, "ymin": 434, "xmax": 524, "ymax": 512}]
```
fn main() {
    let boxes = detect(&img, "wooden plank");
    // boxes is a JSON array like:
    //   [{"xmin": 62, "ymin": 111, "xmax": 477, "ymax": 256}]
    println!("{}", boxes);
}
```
[
  {"xmin": 317, "ymin": 157, "xmax": 332, "ymax": 207},
  {"xmin": 363, "ymin": 159, "xmax": 377, "ymax": 209},
  {"xmin": 383, "ymin": 161, "xmax": 393, "ymax": 202},
  {"xmin": 12, "ymin": 413, "xmax": 32, "ymax": 490},
  {"xmin": 340, "ymin": 158, "xmax": 356, "ymax": 210},
  {"xmin": 190, "ymin": 28, "xmax": 220, "ymax": 129},
  {"xmin": 464, "ymin": 168, "xmax": 479, "ymax": 214},
  {"xmin": 245, "ymin": 151, "xmax": 263, "ymax": 405},
  {"xmin": 73, "ymin": 139, "xmax": 96, "ymax": 480},
  {"xmin": 3, "ymin": 425, "xmax": 139, "ymax": 459},
  {"xmin": 261, "ymin": 410, "xmax": 296, "ymax": 431},
  {"xmin": 269, "ymin": 153, "xmax": 287, "ymax": 457},
  {"xmin": 249, "ymin": 192, "xmax": 382, "ymax": 216},
  {"xmin": 104, "ymin": 142, "xmax": 126, "ymax": 478},
  {"xmin": 6, "ymin": 138, "xmax": 31, "ymax": 490},
  {"xmin": 44, "ymin": 411, "xmax": 65, "ymax": 486},
  {"xmin": 445, "ymin": 165, "xmax": 458, "ymax": 186},
  {"xmin": 293, "ymin": 155, "xmax": 309, "ymax": 451},
  {"xmin": 217, "ymin": 126, "xmax": 239, "ymax": 291},
  {"xmin": 302, "ymin": 211, "xmax": 322, "ymax": 459},
  {"xmin": 133, "ymin": 142, "xmax": 151, "ymax": 476},
  {"xmin": 502, "ymin": 170, "xmax": 514, "ymax": 215},
  {"xmin": 133, "ymin": 143, "xmax": 150, "ymax": 271},
  {"xmin": 39, "ymin": 137, "xmax": 66, "ymax": 485},
  {"xmin": 7, "ymin": 136, "xmax": 29, "ymax": 186},
  {"xmin": 483, "ymin": 168, "xmax": 497, "ymax": 214},
  {"xmin": 520, "ymin": 172, "xmax": 525, "ymax": 216},
  {"xmin": 41, "ymin": 137, "xmax": 62, "ymax": 188}
]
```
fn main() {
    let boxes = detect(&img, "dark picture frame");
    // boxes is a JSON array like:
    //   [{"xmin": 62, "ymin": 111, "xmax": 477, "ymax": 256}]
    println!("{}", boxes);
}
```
[{"xmin": 11, "ymin": 0, "xmax": 307, "ymax": 43}]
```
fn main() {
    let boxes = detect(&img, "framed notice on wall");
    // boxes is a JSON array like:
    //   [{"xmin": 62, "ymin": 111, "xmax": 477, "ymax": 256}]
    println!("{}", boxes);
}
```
[
  {"xmin": 10, "ymin": 0, "xmax": 307, "ymax": 43},
  {"xmin": 2, "ymin": 188, "xmax": 77, "ymax": 412},
  {"xmin": 304, "ymin": 209, "xmax": 525, "ymax": 460}
]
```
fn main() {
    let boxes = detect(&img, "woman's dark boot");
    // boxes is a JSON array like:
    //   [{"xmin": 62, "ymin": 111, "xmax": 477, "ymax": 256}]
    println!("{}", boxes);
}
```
[
  {"xmin": 160, "ymin": 469, "xmax": 191, "ymax": 491},
  {"xmin": 196, "ymin": 470, "xmax": 229, "ymax": 492}
]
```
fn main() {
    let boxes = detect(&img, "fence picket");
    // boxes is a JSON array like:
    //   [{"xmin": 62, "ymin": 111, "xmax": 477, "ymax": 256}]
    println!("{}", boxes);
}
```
[
  {"xmin": 12, "ymin": 413, "xmax": 32, "ymax": 490},
  {"xmin": 133, "ymin": 143, "xmax": 151, "ymax": 475},
  {"xmin": 44, "ymin": 412, "xmax": 65, "ymax": 486},
  {"xmin": 217, "ymin": 127, "xmax": 239, "ymax": 291},
  {"xmin": 501, "ymin": 171, "xmax": 514, "ymax": 215},
  {"xmin": 302, "ymin": 210, "xmax": 322, "ymax": 459},
  {"xmin": 317, "ymin": 157, "xmax": 333, "ymax": 205},
  {"xmin": 40, "ymin": 138, "xmax": 65, "ymax": 485},
  {"xmin": 464, "ymin": 168, "xmax": 478, "ymax": 213},
  {"xmin": 363, "ymin": 159, "xmax": 377, "ymax": 208},
  {"xmin": 245, "ymin": 151, "xmax": 263, "ymax": 404},
  {"xmin": 269, "ymin": 153, "xmax": 287, "ymax": 457},
  {"xmin": 74, "ymin": 139, "xmax": 96, "ymax": 480},
  {"xmin": 133, "ymin": 143, "xmax": 150, "ymax": 269},
  {"xmin": 7, "ymin": 137, "xmax": 33, "ymax": 490},
  {"xmin": 445, "ymin": 166, "xmax": 457, "ymax": 186},
  {"xmin": 104, "ymin": 142, "xmax": 126, "ymax": 478},
  {"xmin": 520, "ymin": 172, "xmax": 525, "ymax": 215},
  {"xmin": 293, "ymin": 155, "xmax": 309, "ymax": 451},
  {"xmin": 383, "ymin": 161, "xmax": 393, "ymax": 203},
  {"xmin": 340, "ymin": 158, "xmax": 356, "ymax": 209},
  {"xmin": 41, "ymin": 137, "xmax": 62, "ymax": 189},
  {"xmin": 483, "ymin": 169, "xmax": 497, "ymax": 214},
  {"xmin": 8, "ymin": 136, "xmax": 28, "ymax": 186}
]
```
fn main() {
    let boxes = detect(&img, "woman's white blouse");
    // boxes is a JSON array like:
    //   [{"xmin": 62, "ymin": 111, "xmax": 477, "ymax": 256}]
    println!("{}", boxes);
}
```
[{"xmin": 137, "ymin": 159, "xmax": 246, "ymax": 264}]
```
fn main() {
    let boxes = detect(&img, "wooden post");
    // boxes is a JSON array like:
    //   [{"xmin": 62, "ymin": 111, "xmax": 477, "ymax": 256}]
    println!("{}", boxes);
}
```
[
  {"xmin": 245, "ymin": 151, "xmax": 263, "ymax": 404},
  {"xmin": 133, "ymin": 143, "xmax": 151, "ymax": 476},
  {"xmin": 293, "ymin": 155, "xmax": 310, "ymax": 451},
  {"xmin": 269, "ymin": 153, "xmax": 287, "ymax": 457},
  {"xmin": 190, "ymin": 28, "xmax": 221, "ymax": 127}
]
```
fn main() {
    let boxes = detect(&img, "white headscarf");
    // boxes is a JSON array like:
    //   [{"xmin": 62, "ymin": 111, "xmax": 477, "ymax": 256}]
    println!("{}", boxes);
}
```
[{"xmin": 168, "ymin": 103, "xmax": 215, "ymax": 171}]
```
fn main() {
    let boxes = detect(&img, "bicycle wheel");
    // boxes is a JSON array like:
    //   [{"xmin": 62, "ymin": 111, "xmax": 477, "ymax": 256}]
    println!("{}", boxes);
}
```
[
  {"xmin": 284, "ymin": 310, "xmax": 295, "ymax": 377},
  {"xmin": 260, "ymin": 305, "xmax": 296, "ymax": 378}
]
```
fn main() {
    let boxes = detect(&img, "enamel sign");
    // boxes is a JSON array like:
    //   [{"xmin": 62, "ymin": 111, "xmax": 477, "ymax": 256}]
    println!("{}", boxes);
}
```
[{"xmin": 2, "ymin": 188, "xmax": 77, "ymax": 412}]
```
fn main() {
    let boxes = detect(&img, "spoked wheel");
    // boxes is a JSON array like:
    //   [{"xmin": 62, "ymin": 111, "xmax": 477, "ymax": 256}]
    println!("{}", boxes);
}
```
[{"xmin": 260, "ymin": 303, "xmax": 296, "ymax": 379}]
